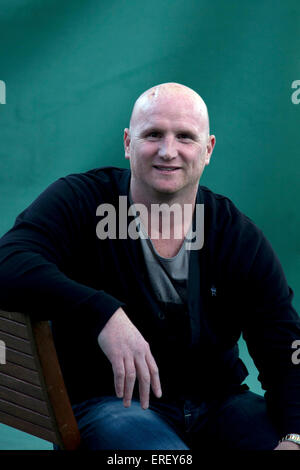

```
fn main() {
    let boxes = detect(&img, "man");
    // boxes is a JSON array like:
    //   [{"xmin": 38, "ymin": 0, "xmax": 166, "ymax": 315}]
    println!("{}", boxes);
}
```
[{"xmin": 0, "ymin": 83, "xmax": 299, "ymax": 450}]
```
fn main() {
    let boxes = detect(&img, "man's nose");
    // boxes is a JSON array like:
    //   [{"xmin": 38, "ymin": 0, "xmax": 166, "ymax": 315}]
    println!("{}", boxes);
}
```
[{"xmin": 158, "ymin": 136, "xmax": 178, "ymax": 159}]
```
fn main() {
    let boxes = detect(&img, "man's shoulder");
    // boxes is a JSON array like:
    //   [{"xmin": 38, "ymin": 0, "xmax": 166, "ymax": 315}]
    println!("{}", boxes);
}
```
[
  {"xmin": 55, "ymin": 166, "xmax": 130, "ymax": 199},
  {"xmin": 199, "ymin": 185, "xmax": 243, "ymax": 217},
  {"xmin": 62, "ymin": 166, "xmax": 130, "ymax": 186},
  {"xmin": 198, "ymin": 185, "xmax": 262, "ymax": 236}
]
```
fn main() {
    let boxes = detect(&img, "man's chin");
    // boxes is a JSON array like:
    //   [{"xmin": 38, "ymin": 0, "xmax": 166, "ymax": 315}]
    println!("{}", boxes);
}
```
[
  {"xmin": 153, "ymin": 183, "xmax": 181, "ymax": 193},
  {"xmin": 150, "ymin": 179, "xmax": 200, "ymax": 200},
  {"xmin": 151, "ymin": 184, "xmax": 185, "ymax": 198}
]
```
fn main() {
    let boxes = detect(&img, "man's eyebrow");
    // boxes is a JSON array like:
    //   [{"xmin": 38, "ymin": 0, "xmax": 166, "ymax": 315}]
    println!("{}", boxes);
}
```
[
  {"xmin": 139, "ymin": 127, "xmax": 201, "ymax": 140},
  {"xmin": 175, "ymin": 128, "xmax": 204, "ymax": 141},
  {"xmin": 177, "ymin": 129, "xmax": 199, "ymax": 139},
  {"xmin": 139, "ymin": 127, "xmax": 163, "ymax": 136}
]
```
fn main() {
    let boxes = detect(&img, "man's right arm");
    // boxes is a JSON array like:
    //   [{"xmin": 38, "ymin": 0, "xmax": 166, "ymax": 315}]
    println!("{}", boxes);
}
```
[
  {"xmin": 0, "ymin": 176, "xmax": 162, "ymax": 407},
  {"xmin": 0, "ymin": 177, "xmax": 123, "ymax": 333}
]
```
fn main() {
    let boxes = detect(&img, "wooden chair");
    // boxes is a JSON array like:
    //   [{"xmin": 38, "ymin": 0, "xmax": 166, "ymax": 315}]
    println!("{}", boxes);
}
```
[{"xmin": 0, "ymin": 309, "xmax": 81, "ymax": 450}]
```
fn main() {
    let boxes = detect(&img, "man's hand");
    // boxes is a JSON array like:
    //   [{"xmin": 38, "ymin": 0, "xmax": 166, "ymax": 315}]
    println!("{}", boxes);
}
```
[
  {"xmin": 97, "ymin": 307, "xmax": 162, "ymax": 409},
  {"xmin": 274, "ymin": 441, "xmax": 300, "ymax": 450}
]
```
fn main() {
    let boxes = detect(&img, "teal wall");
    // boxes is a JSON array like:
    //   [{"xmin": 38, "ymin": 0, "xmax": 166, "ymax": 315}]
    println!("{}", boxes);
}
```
[{"xmin": 0, "ymin": 0, "xmax": 299, "ymax": 449}]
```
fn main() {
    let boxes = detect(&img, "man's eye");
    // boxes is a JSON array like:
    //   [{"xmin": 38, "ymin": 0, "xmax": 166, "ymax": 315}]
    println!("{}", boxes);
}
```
[
  {"xmin": 147, "ymin": 132, "xmax": 161, "ymax": 139},
  {"xmin": 177, "ymin": 134, "xmax": 192, "ymax": 140}
]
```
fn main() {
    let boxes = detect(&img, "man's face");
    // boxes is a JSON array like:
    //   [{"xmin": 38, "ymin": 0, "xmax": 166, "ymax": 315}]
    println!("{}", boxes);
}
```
[{"xmin": 124, "ymin": 91, "xmax": 215, "ymax": 200}]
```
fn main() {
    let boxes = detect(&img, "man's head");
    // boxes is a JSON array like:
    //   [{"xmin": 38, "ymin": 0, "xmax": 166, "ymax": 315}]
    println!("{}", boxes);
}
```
[{"xmin": 124, "ymin": 82, "xmax": 215, "ymax": 203}]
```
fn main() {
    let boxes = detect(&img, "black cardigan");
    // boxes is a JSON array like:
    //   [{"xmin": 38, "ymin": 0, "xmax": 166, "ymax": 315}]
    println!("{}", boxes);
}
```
[{"xmin": 0, "ymin": 167, "xmax": 299, "ymax": 435}]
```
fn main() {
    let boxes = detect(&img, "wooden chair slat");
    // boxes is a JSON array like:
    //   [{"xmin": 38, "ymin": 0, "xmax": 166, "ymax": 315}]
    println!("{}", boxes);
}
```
[
  {"xmin": 0, "ymin": 385, "xmax": 49, "ymax": 415},
  {"xmin": 1, "ymin": 361, "xmax": 40, "ymax": 386},
  {"xmin": 0, "ymin": 410, "xmax": 59, "ymax": 445},
  {"xmin": 0, "ymin": 398, "xmax": 54, "ymax": 429},
  {"xmin": 0, "ymin": 372, "xmax": 43, "ymax": 400},
  {"xmin": 5, "ymin": 347, "xmax": 36, "ymax": 370},
  {"xmin": 0, "ymin": 331, "xmax": 31, "ymax": 355},
  {"xmin": 0, "ymin": 317, "xmax": 29, "ymax": 339},
  {"xmin": 0, "ymin": 311, "xmax": 26, "ymax": 325}
]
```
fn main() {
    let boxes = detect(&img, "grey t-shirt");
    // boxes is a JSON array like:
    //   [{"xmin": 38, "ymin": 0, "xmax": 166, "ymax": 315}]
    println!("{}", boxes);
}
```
[{"xmin": 138, "ymin": 220, "xmax": 190, "ymax": 305}]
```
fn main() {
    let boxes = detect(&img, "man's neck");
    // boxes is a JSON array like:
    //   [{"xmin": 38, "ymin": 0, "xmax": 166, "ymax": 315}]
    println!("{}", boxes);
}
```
[{"xmin": 129, "ymin": 184, "xmax": 198, "ymax": 242}]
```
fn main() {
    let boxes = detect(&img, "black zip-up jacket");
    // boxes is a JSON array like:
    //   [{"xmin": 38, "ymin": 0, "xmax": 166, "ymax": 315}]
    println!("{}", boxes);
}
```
[{"xmin": 0, "ymin": 167, "xmax": 299, "ymax": 435}]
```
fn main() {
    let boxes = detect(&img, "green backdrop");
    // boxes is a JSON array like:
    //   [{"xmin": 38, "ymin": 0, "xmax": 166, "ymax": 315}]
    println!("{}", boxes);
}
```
[{"xmin": 0, "ymin": 0, "xmax": 299, "ymax": 450}]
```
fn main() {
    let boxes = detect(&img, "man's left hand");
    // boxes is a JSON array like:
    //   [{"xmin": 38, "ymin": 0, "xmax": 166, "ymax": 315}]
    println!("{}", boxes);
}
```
[{"xmin": 274, "ymin": 441, "xmax": 300, "ymax": 450}]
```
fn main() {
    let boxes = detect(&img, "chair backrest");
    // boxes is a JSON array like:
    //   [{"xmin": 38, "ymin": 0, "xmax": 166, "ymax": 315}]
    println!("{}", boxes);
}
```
[{"xmin": 0, "ymin": 309, "xmax": 80, "ymax": 450}]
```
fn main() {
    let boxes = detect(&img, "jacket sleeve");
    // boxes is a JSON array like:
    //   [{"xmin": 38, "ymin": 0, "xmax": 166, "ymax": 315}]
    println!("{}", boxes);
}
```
[
  {"xmin": 0, "ymin": 176, "xmax": 125, "ymax": 337},
  {"xmin": 240, "ymin": 225, "xmax": 300, "ymax": 436}
]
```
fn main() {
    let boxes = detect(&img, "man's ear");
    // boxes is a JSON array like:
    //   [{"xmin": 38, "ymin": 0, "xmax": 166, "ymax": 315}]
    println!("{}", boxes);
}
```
[
  {"xmin": 205, "ymin": 135, "xmax": 216, "ymax": 165},
  {"xmin": 124, "ymin": 128, "xmax": 131, "ymax": 160}
]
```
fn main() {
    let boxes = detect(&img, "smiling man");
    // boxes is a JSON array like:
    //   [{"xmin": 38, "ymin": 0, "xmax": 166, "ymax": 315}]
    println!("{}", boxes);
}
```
[
  {"xmin": 125, "ymin": 84, "xmax": 214, "ymax": 199},
  {"xmin": 0, "ymin": 83, "xmax": 299, "ymax": 451},
  {"xmin": 124, "ymin": 83, "xmax": 215, "ymax": 257}
]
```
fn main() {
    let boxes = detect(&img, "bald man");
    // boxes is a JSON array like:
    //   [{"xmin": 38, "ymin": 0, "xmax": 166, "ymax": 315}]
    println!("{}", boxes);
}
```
[
  {"xmin": 99, "ymin": 83, "xmax": 215, "ymax": 410},
  {"xmin": 0, "ymin": 83, "xmax": 300, "ymax": 451}
]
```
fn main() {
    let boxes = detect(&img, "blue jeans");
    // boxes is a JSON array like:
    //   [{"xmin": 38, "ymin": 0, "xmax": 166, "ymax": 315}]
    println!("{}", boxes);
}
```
[{"xmin": 65, "ymin": 389, "xmax": 280, "ymax": 450}]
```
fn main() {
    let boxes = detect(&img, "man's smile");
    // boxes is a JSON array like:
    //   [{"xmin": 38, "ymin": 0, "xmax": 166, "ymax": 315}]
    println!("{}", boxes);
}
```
[{"xmin": 153, "ymin": 165, "xmax": 181, "ymax": 173}]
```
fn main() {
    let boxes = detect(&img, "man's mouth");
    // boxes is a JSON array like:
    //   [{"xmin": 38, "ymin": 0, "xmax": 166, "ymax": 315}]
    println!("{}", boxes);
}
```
[{"xmin": 153, "ymin": 166, "xmax": 181, "ymax": 172}]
